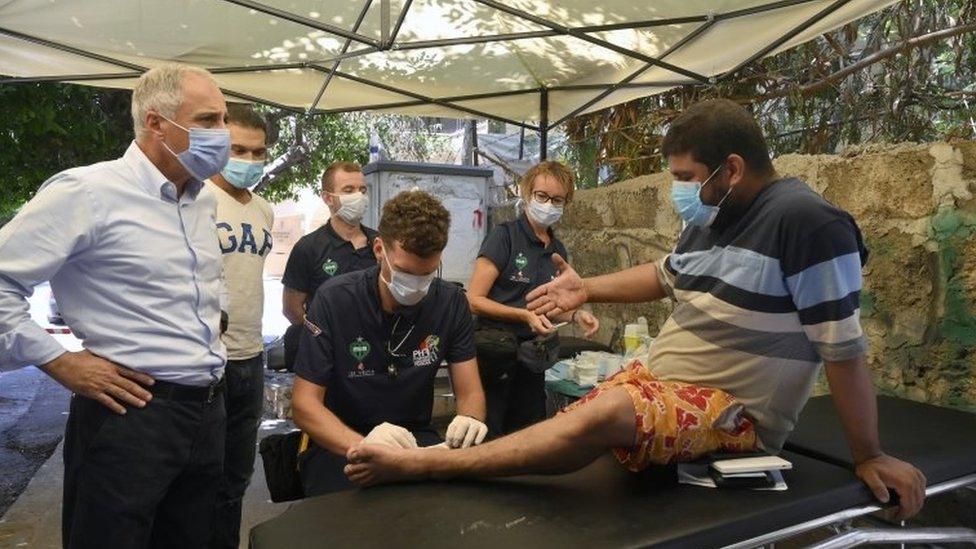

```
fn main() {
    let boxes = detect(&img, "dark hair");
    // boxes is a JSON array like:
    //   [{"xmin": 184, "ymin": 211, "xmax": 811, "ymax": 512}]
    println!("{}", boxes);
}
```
[
  {"xmin": 661, "ymin": 99, "xmax": 774, "ymax": 175},
  {"xmin": 379, "ymin": 191, "xmax": 450, "ymax": 257},
  {"xmin": 321, "ymin": 161, "xmax": 362, "ymax": 193},
  {"xmin": 226, "ymin": 103, "xmax": 268, "ymax": 140}
]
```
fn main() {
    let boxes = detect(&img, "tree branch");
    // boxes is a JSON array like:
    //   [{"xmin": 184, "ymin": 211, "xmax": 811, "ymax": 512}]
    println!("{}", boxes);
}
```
[
  {"xmin": 747, "ymin": 22, "xmax": 976, "ymax": 102},
  {"xmin": 253, "ymin": 115, "xmax": 309, "ymax": 194}
]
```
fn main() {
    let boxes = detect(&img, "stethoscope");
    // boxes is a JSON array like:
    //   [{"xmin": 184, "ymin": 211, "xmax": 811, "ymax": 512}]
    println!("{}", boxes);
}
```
[{"xmin": 385, "ymin": 315, "xmax": 415, "ymax": 378}]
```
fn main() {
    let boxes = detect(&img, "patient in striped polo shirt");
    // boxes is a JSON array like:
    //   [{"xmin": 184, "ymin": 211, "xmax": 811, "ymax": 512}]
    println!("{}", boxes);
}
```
[{"xmin": 342, "ymin": 99, "xmax": 927, "ymax": 520}]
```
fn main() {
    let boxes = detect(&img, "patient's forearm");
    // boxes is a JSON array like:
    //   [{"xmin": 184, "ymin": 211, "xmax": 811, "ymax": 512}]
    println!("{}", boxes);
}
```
[
  {"xmin": 824, "ymin": 356, "xmax": 883, "ymax": 463},
  {"xmin": 584, "ymin": 263, "xmax": 666, "ymax": 304}
]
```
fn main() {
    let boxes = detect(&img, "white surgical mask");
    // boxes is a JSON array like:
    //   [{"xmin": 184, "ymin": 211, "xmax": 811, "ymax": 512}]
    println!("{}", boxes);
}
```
[
  {"xmin": 380, "ymin": 251, "xmax": 436, "ymax": 306},
  {"xmin": 526, "ymin": 198, "xmax": 563, "ymax": 228},
  {"xmin": 328, "ymin": 191, "xmax": 369, "ymax": 224}
]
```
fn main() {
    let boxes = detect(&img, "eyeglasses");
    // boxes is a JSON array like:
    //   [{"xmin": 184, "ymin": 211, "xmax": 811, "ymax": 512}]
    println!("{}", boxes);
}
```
[{"xmin": 532, "ymin": 190, "xmax": 567, "ymax": 207}]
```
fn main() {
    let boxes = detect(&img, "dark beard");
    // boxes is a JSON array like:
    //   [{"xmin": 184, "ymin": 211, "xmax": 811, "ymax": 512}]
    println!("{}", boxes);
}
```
[{"xmin": 709, "ymin": 188, "xmax": 748, "ymax": 231}]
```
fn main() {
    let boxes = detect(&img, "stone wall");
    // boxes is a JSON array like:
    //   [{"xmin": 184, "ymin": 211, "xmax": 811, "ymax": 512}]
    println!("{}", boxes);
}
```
[{"xmin": 521, "ymin": 141, "xmax": 976, "ymax": 410}]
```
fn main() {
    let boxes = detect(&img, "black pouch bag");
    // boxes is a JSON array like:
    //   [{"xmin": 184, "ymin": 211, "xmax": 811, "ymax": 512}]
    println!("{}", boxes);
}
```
[
  {"xmin": 259, "ymin": 430, "xmax": 305, "ymax": 502},
  {"xmin": 517, "ymin": 332, "xmax": 561, "ymax": 374},
  {"xmin": 474, "ymin": 328, "xmax": 519, "ymax": 381}
]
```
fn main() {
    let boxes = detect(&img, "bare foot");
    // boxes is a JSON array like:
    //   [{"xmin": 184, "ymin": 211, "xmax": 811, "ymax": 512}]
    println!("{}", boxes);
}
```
[{"xmin": 344, "ymin": 443, "xmax": 432, "ymax": 487}]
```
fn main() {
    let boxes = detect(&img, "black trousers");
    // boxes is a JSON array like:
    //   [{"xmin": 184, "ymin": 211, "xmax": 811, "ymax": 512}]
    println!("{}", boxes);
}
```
[
  {"xmin": 62, "ymin": 386, "xmax": 226, "ymax": 549},
  {"xmin": 476, "ymin": 331, "xmax": 547, "ymax": 438},
  {"xmin": 211, "ymin": 355, "xmax": 265, "ymax": 549},
  {"xmin": 299, "ymin": 427, "xmax": 442, "ymax": 497},
  {"xmin": 481, "ymin": 357, "xmax": 546, "ymax": 437}
]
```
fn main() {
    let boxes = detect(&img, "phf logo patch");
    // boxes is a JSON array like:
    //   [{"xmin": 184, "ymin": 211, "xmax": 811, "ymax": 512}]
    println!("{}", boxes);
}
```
[
  {"xmin": 510, "ymin": 252, "xmax": 531, "ymax": 284},
  {"xmin": 412, "ymin": 335, "xmax": 441, "ymax": 367},
  {"xmin": 348, "ymin": 337, "xmax": 374, "ymax": 377},
  {"xmin": 515, "ymin": 252, "xmax": 528, "ymax": 272},
  {"xmin": 322, "ymin": 258, "xmax": 339, "ymax": 276}
]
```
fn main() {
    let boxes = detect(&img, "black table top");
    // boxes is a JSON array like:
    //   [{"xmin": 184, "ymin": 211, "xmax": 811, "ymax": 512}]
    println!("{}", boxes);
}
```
[
  {"xmin": 785, "ymin": 395, "xmax": 976, "ymax": 486},
  {"xmin": 250, "ymin": 451, "xmax": 872, "ymax": 549}
]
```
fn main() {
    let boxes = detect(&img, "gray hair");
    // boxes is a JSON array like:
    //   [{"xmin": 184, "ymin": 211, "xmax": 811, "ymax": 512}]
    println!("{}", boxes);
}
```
[{"xmin": 131, "ymin": 64, "xmax": 219, "ymax": 137}]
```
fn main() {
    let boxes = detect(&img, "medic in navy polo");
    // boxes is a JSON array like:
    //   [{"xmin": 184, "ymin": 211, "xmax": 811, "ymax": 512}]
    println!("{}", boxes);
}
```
[
  {"xmin": 291, "ymin": 190, "xmax": 487, "ymax": 496},
  {"xmin": 281, "ymin": 162, "xmax": 378, "ymax": 371}
]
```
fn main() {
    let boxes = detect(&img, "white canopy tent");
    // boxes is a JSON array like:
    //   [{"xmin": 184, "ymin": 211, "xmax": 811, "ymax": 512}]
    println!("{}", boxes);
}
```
[{"xmin": 1, "ymin": 0, "xmax": 897, "ymax": 157}]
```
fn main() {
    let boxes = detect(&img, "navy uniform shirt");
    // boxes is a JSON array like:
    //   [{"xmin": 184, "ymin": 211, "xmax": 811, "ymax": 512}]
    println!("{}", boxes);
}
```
[
  {"xmin": 477, "ymin": 214, "xmax": 568, "ymax": 339},
  {"xmin": 295, "ymin": 265, "xmax": 477, "ymax": 432},
  {"xmin": 281, "ymin": 221, "xmax": 378, "ymax": 296}
]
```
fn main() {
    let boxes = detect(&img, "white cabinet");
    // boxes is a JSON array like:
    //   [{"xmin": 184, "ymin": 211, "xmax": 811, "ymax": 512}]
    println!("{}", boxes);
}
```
[{"xmin": 363, "ymin": 162, "xmax": 493, "ymax": 286}]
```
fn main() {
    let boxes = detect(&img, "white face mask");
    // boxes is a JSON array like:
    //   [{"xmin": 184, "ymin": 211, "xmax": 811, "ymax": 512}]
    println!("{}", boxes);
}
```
[
  {"xmin": 380, "ymin": 249, "xmax": 436, "ymax": 306},
  {"xmin": 526, "ymin": 198, "xmax": 563, "ymax": 228},
  {"xmin": 328, "ymin": 191, "xmax": 369, "ymax": 224}
]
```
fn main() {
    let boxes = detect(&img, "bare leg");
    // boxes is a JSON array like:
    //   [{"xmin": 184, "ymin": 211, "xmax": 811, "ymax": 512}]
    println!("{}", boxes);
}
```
[{"xmin": 345, "ymin": 386, "xmax": 635, "ymax": 486}]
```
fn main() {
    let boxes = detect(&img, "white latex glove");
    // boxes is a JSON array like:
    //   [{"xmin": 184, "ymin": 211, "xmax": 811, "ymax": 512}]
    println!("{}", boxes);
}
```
[
  {"xmin": 363, "ymin": 422, "xmax": 418, "ymax": 449},
  {"xmin": 445, "ymin": 415, "xmax": 488, "ymax": 449}
]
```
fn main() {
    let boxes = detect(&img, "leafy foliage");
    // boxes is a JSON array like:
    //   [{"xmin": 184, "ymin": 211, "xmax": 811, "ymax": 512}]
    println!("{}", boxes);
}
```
[
  {"xmin": 250, "ymin": 111, "xmax": 452, "ymax": 203},
  {"xmin": 560, "ymin": 0, "xmax": 976, "ymax": 186},
  {"xmin": 0, "ymin": 83, "xmax": 131, "ymax": 223}
]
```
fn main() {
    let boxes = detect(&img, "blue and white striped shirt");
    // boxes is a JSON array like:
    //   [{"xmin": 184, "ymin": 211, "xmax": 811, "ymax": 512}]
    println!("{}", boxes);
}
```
[
  {"xmin": 648, "ymin": 178, "xmax": 869, "ymax": 451},
  {"xmin": 0, "ymin": 142, "xmax": 225, "ymax": 386}
]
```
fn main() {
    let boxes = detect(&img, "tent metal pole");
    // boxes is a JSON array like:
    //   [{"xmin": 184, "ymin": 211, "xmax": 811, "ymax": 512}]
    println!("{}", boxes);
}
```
[
  {"xmin": 208, "ymin": 53, "xmax": 378, "ymax": 73},
  {"xmin": 217, "ymin": 0, "xmax": 380, "ymax": 47},
  {"xmin": 391, "ymin": 0, "xmax": 821, "ymax": 52},
  {"xmin": 307, "ymin": 0, "xmax": 374, "ymax": 114},
  {"xmin": 723, "ymin": 0, "xmax": 853, "ymax": 76},
  {"xmin": 548, "ymin": 81, "xmax": 696, "ymax": 92},
  {"xmin": 380, "ymin": 0, "xmax": 390, "ymax": 47},
  {"xmin": 544, "ymin": 0, "xmax": 826, "ymax": 126},
  {"xmin": 310, "ymin": 66, "xmax": 539, "ymax": 130},
  {"xmin": 0, "ymin": 26, "xmax": 145, "ymax": 71},
  {"xmin": 518, "ymin": 126, "xmax": 525, "ymax": 160},
  {"xmin": 718, "ymin": 0, "xmax": 825, "ymax": 20},
  {"xmin": 0, "ymin": 72, "xmax": 143, "ymax": 84},
  {"xmin": 309, "ymin": 87, "xmax": 539, "ymax": 114},
  {"xmin": 539, "ymin": 88, "xmax": 549, "ymax": 161},
  {"xmin": 0, "ymin": 53, "xmax": 375, "ymax": 85},
  {"xmin": 222, "ymin": 89, "xmax": 302, "ymax": 112},
  {"xmin": 395, "ymin": 31, "xmax": 556, "ymax": 50},
  {"xmin": 0, "ymin": 26, "xmax": 301, "ymax": 112},
  {"xmin": 387, "ymin": 0, "xmax": 414, "ymax": 47},
  {"xmin": 548, "ymin": 16, "xmax": 719, "ymax": 128},
  {"xmin": 471, "ymin": 0, "xmax": 709, "ymax": 83}
]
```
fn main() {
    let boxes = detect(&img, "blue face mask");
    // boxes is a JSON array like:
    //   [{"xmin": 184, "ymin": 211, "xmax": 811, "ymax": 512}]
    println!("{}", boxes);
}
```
[
  {"xmin": 221, "ymin": 158, "xmax": 265, "ymax": 189},
  {"xmin": 159, "ymin": 114, "xmax": 231, "ymax": 180},
  {"xmin": 670, "ymin": 165, "xmax": 731, "ymax": 227}
]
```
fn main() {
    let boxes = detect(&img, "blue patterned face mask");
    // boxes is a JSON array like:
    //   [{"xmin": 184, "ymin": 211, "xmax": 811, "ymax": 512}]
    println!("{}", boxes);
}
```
[
  {"xmin": 670, "ymin": 165, "xmax": 730, "ymax": 227},
  {"xmin": 221, "ymin": 158, "xmax": 265, "ymax": 189},
  {"xmin": 159, "ymin": 114, "xmax": 231, "ymax": 180}
]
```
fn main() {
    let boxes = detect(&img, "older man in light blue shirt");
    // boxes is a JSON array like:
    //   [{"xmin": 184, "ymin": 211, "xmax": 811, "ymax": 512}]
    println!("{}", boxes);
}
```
[
  {"xmin": 0, "ymin": 137, "xmax": 226, "ymax": 386},
  {"xmin": 0, "ymin": 64, "xmax": 233, "ymax": 548}
]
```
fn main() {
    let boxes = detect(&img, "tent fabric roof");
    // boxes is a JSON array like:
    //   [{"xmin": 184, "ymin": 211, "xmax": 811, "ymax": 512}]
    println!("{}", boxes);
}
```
[{"xmin": 1, "ymin": 0, "xmax": 897, "ymax": 130}]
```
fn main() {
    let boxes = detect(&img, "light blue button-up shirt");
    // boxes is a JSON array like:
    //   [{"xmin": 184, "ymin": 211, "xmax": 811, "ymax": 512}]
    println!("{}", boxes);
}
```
[{"xmin": 0, "ymin": 142, "xmax": 225, "ymax": 386}]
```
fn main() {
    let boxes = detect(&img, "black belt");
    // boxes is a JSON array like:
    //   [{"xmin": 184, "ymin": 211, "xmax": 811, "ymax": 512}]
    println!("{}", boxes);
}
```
[{"xmin": 150, "ymin": 378, "xmax": 225, "ymax": 403}]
